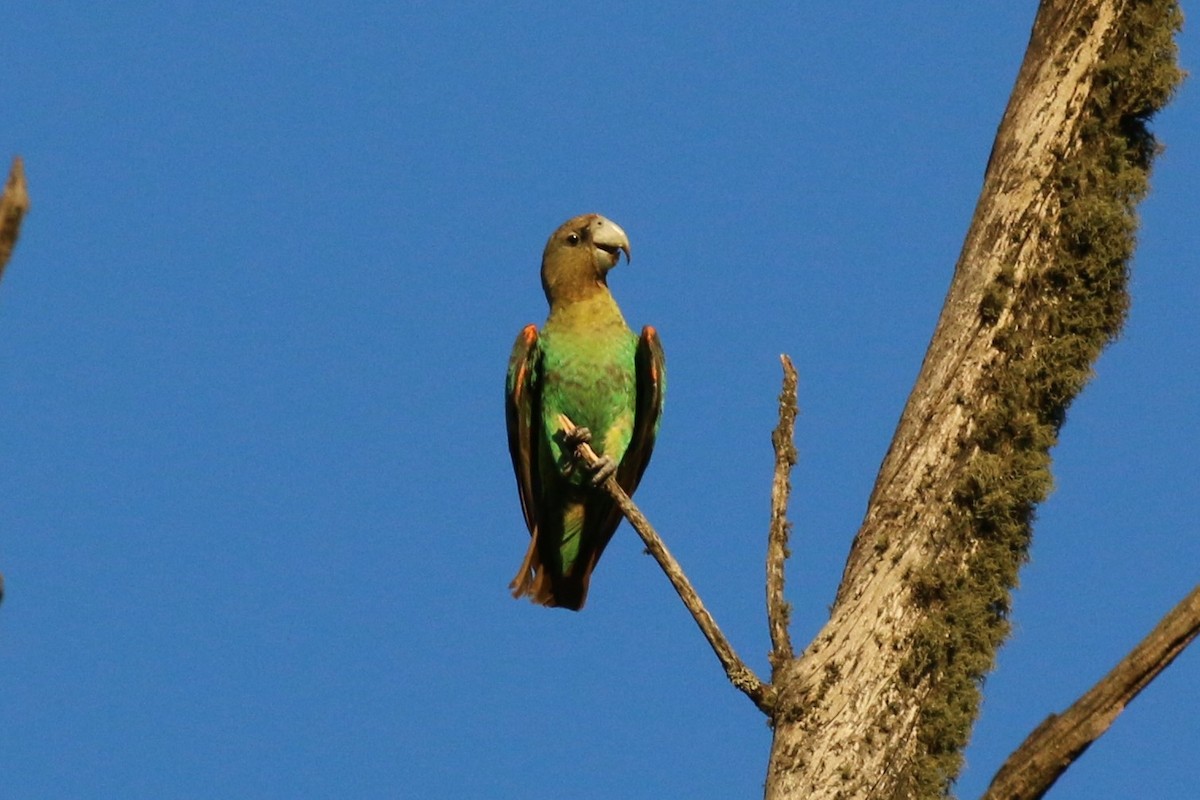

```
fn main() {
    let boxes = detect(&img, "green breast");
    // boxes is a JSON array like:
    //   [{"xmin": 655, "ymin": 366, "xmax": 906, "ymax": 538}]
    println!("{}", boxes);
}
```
[{"xmin": 538, "ymin": 295, "xmax": 638, "ymax": 475}]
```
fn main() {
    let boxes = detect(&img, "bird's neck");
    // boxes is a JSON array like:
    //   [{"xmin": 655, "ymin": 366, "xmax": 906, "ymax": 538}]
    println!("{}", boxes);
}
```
[
  {"xmin": 546, "ymin": 287, "xmax": 628, "ymax": 331},
  {"xmin": 542, "ymin": 264, "xmax": 609, "ymax": 305}
]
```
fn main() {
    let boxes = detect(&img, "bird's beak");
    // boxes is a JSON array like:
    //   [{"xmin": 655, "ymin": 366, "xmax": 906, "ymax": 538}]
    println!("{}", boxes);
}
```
[{"xmin": 589, "ymin": 216, "xmax": 631, "ymax": 267}]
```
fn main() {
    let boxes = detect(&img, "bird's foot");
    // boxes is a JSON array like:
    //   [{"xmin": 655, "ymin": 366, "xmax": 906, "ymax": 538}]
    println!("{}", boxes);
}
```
[
  {"xmin": 554, "ymin": 424, "xmax": 614, "ymax": 489},
  {"xmin": 588, "ymin": 455, "xmax": 618, "ymax": 487},
  {"xmin": 562, "ymin": 426, "xmax": 593, "ymax": 449}
]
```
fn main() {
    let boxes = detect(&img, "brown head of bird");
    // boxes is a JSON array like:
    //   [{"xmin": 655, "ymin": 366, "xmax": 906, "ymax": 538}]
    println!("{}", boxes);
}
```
[{"xmin": 540, "ymin": 213, "xmax": 631, "ymax": 306}]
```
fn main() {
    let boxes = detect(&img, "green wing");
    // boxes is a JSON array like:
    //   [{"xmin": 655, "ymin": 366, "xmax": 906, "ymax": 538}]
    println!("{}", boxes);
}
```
[
  {"xmin": 505, "ymin": 324, "xmax": 541, "ymax": 543},
  {"xmin": 618, "ymin": 325, "xmax": 666, "ymax": 493},
  {"xmin": 505, "ymin": 322, "xmax": 592, "ymax": 608},
  {"xmin": 590, "ymin": 325, "xmax": 666, "ymax": 566}
]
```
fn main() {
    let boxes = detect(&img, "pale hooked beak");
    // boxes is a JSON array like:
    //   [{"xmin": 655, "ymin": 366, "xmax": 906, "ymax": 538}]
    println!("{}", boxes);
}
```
[{"xmin": 589, "ymin": 216, "xmax": 631, "ymax": 266}]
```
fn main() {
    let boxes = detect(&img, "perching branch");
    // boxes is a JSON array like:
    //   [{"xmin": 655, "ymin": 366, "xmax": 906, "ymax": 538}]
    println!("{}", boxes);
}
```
[
  {"xmin": 557, "ymin": 412, "xmax": 775, "ymax": 715},
  {"xmin": 982, "ymin": 582, "xmax": 1200, "ymax": 800},
  {"xmin": 0, "ymin": 156, "xmax": 29, "ymax": 284},
  {"xmin": 766, "ymin": 355, "xmax": 798, "ymax": 670}
]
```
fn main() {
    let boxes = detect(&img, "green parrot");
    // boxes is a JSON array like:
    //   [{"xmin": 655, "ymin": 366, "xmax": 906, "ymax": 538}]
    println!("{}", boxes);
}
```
[{"xmin": 506, "ymin": 213, "xmax": 666, "ymax": 610}]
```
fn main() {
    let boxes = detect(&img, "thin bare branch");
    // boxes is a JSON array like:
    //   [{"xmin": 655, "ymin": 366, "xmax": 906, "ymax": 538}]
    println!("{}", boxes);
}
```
[
  {"xmin": 0, "ymin": 156, "xmax": 30, "ymax": 283},
  {"xmin": 982, "ymin": 582, "xmax": 1200, "ymax": 800},
  {"xmin": 557, "ymin": 413, "xmax": 775, "ymax": 715},
  {"xmin": 766, "ymin": 355, "xmax": 798, "ymax": 669},
  {"xmin": 0, "ymin": 155, "xmax": 29, "ymax": 605}
]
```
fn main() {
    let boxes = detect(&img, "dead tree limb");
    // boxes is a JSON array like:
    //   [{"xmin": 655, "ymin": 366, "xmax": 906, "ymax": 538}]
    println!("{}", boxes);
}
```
[
  {"xmin": 766, "ymin": 355, "xmax": 798, "ymax": 671},
  {"xmin": 0, "ymin": 154, "xmax": 30, "ymax": 604},
  {"xmin": 764, "ymin": 3, "xmax": 1184, "ymax": 798},
  {"xmin": 982, "ymin": 583, "xmax": 1200, "ymax": 800},
  {"xmin": 0, "ymin": 156, "xmax": 29, "ymax": 283},
  {"xmin": 557, "ymin": 412, "xmax": 775, "ymax": 714}
]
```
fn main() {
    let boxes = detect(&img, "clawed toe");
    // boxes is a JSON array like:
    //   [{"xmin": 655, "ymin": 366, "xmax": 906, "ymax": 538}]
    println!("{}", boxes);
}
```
[
  {"xmin": 563, "ymin": 426, "xmax": 593, "ymax": 448},
  {"xmin": 555, "ymin": 420, "xmax": 616, "ymax": 487},
  {"xmin": 589, "ymin": 455, "xmax": 618, "ymax": 486}
]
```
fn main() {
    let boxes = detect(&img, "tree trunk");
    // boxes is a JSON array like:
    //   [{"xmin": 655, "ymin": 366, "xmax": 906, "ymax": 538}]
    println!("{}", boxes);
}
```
[{"xmin": 764, "ymin": 2, "xmax": 1181, "ymax": 798}]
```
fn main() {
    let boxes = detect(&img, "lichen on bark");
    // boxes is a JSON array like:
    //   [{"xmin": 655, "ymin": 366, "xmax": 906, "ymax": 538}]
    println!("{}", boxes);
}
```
[{"xmin": 892, "ymin": 3, "xmax": 1183, "ymax": 796}]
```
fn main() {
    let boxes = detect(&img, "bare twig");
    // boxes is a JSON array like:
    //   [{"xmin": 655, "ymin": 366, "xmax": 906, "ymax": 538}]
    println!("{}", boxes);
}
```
[
  {"xmin": 0, "ymin": 155, "xmax": 29, "ymax": 605},
  {"xmin": 766, "ymin": 355, "xmax": 798, "ymax": 669},
  {"xmin": 557, "ymin": 413, "xmax": 774, "ymax": 715},
  {"xmin": 982, "ymin": 583, "xmax": 1200, "ymax": 800},
  {"xmin": 0, "ymin": 156, "xmax": 30, "ymax": 283}
]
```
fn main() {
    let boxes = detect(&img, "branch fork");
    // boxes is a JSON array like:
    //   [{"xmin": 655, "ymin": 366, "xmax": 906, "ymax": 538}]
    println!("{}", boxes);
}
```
[{"xmin": 557, "ymin": 354, "xmax": 801, "ymax": 716}]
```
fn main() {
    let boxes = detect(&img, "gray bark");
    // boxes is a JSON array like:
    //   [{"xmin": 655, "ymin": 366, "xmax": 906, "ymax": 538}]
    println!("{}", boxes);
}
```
[{"xmin": 763, "ymin": 2, "xmax": 1183, "ymax": 797}]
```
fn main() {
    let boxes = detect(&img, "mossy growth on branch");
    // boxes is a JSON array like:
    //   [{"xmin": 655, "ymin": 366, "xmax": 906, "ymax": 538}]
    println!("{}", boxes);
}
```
[{"xmin": 895, "ymin": 3, "xmax": 1183, "ymax": 798}]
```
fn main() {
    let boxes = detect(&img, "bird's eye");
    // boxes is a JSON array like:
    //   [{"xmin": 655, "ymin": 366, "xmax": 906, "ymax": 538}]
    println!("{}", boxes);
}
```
[{"xmin": 566, "ymin": 233, "xmax": 580, "ymax": 245}]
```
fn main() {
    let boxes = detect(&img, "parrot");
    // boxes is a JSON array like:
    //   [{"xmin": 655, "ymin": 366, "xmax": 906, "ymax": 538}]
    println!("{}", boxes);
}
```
[{"xmin": 505, "ymin": 213, "xmax": 666, "ymax": 610}]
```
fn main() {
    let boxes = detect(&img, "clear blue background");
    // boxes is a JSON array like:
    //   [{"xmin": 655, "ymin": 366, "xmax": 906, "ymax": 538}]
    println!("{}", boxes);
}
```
[{"xmin": 2, "ymin": 4, "xmax": 1196, "ymax": 798}]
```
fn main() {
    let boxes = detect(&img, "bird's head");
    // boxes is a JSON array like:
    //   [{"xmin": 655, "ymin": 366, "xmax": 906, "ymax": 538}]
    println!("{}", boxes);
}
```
[{"xmin": 540, "ymin": 214, "xmax": 631, "ymax": 305}]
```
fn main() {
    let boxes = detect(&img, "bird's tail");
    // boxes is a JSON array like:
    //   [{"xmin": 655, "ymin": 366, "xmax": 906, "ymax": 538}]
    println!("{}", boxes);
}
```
[
  {"xmin": 510, "ymin": 530, "xmax": 550, "ymax": 601},
  {"xmin": 509, "ymin": 525, "xmax": 592, "ymax": 611}
]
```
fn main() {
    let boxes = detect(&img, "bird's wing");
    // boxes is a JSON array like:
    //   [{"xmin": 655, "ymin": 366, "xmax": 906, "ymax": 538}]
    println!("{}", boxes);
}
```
[
  {"xmin": 617, "ymin": 325, "xmax": 666, "ymax": 494},
  {"xmin": 505, "ymin": 324, "xmax": 541, "ymax": 536},
  {"xmin": 582, "ymin": 326, "xmax": 665, "ymax": 588}
]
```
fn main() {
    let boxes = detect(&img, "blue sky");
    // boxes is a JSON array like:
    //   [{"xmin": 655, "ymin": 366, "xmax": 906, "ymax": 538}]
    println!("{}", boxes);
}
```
[{"xmin": 1, "ymin": 4, "xmax": 1196, "ymax": 798}]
